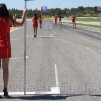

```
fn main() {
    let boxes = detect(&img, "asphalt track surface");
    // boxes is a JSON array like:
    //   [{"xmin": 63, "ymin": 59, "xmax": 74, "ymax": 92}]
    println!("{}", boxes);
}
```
[{"xmin": 0, "ymin": 19, "xmax": 101, "ymax": 100}]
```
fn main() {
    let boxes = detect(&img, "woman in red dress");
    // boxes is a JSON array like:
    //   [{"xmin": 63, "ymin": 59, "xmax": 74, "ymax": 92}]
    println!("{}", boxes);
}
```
[
  {"xmin": 39, "ymin": 15, "xmax": 42, "ymax": 29},
  {"xmin": 54, "ymin": 15, "xmax": 57, "ymax": 24},
  {"xmin": 13, "ymin": 14, "xmax": 16, "ymax": 27},
  {"xmin": 0, "ymin": 3, "xmax": 28, "ymax": 97},
  {"xmin": 59, "ymin": 15, "xmax": 62, "ymax": 25},
  {"xmin": 32, "ymin": 13, "xmax": 39, "ymax": 37},
  {"xmin": 72, "ymin": 14, "xmax": 76, "ymax": 28}
]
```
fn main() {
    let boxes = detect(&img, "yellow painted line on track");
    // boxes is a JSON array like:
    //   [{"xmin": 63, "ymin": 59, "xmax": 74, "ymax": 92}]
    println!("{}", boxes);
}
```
[{"xmin": 10, "ymin": 27, "xmax": 19, "ymax": 32}]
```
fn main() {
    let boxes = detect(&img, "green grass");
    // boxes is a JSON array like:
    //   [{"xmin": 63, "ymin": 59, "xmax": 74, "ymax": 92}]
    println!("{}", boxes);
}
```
[
  {"xmin": 76, "ymin": 18, "xmax": 100, "ymax": 22},
  {"xmin": 76, "ymin": 23, "xmax": 100, "ymax": 28},
  {"xmin": 63, "ymin": 22, "xmax": 101, "ymax": 28}
]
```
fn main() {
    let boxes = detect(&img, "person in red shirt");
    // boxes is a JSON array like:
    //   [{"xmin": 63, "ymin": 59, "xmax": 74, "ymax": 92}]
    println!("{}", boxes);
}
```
[
  {"xmin": 54, "ymin": 15, "xmax": 57, "ymax": 24},
  {"xmin": 32, "ymin": 13, "xmax": 39, "ymax": 37},
  {"xmin": 39, "ymin": 15, "xmax": 42, "ymax": 28},
  {"xmin": 0, "ymin": 3, "xmax": 28, "ymax": 97},
  {"xmin": 59, "ymin": 15, "xmax": 62, "ymax": 25},
  {"xmin": 72, "ymin": 14, "xmax": 76, "ymax": 28}
]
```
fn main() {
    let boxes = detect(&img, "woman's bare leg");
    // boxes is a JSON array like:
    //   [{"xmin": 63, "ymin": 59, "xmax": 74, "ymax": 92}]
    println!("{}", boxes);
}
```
[
  {"xmin": 36, "ymin": 27, "xmax": 37, "ymax": 36},
  {"xmin": 34, "ymin": 27, "xmax": 36, "ymax": 37},
  {"xmin": 34, "ymin": 27, "xmax": 37, "ymax": 36},
  {"xmin": 40, "ymin": 24, "xmax": 41, "ymax": 28},
  {"xmin": 75, "ymin": 22, "xmax": 76, "ymax": 28},
  {"xmin": 2, "ymin": 58, "xmax": 9, "ymax": 89},
  {"xmin": 73, "ymin": 22, "xmax": 74, "ymax": 28},
  {"xmin": 0, "ymin": 58, "xmax": 1, "ymax": 69},
  {"xmin": 34, "ymin": 27, "xmax": 35, "ymax": 34}
]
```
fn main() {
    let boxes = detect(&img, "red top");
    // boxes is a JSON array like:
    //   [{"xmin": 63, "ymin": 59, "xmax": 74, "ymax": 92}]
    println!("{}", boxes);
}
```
[
  {"xmin": 0, "ymin": 17, "xmax": 10, "ymax": 36},
  {"xmin": 72, "ymin": 15, "xmax": 76, "ymax": 22},
  {"xmin": 32, "ymin": 17, "xmax": 38, "ymax": 27},
  {"xmin": 0, "ymin": 17, "xmax": 11, "ymax": 58}
]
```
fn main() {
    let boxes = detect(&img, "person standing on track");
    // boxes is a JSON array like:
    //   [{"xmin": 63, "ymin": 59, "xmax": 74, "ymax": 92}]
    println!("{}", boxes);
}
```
[
  {"xmin": 59, "ymin": 15, "xmax": 62, "ymax": 25},
  {"xmin": 54, "ymin": 15, "xmax": 57, "ymax": 24},
  {"xmin": 0, "ymin": 3, "xmax": 28, "ymax": 97},
  {"xmin": 72, "ymin": 14, "xmax": 76, "ymax": 28},
  {"xmin": 13, "ymin": 14, "xmax": 16, "ymax": 27},
  {"xmin": 32, "ymin": 13, "xmax": 39, "ymax": 37},
  {"xmin": 39, "ymin": 15, "xmax": 42, "ymax": 28}
]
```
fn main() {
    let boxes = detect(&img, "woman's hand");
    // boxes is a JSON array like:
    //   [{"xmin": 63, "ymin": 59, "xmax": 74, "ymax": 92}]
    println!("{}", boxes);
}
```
[
  {"xmin": 12, "ymin": 8, "xmax": 28, "ymax": 27},
  {"xmin": 23, "ymin": 9, "xmax": 28, "ymax": 15}
]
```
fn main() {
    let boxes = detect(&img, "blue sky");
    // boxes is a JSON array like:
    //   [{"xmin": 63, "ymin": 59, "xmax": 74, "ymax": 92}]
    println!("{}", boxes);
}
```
[{"xmin": 0, "ymin": 0, "xmax": 101, "ymax": 10}]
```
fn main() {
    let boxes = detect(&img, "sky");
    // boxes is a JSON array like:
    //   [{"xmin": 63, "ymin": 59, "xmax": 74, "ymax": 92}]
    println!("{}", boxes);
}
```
[{"xmin": 0, "ymin": 0, "xmax": 101, "ymax": 10}]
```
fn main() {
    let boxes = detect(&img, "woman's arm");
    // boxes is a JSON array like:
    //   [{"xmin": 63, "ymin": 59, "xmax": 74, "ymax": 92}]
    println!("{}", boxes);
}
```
[
  {"xmin": 9, "ymin": 9, "xmax": 28, "ymax": 27},
  {"xmin": 32, "ymin": 17, "xmax": 34, "ymax": 22}
]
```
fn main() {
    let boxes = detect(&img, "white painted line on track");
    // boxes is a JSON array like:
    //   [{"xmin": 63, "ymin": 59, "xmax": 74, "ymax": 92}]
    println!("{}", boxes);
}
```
[
  {"xmin": 26, "ymin": 56, "xmax": 28, "ymax": 58},
  {"xmin": 54, "ymin": 64, "xmax": 60, "ymax": 88},
  {"xmin": 11, "ymin": 56, "xmax": 28, "ymax": 59},
  {"xmin": 26, "ymin": 34, "xmax": 29, "ymax": 37},
  {"xmin": 0, "ymin": 87, "xmax": 60, "ymax": 95},
  {"xmin": 26, "ymin": 36, "xmax": 53, "ymax": 38},
  {"xmin": 86, "ymin": 47, "xmax": 89, "ymax": 49},
  {"xmin": 0, "ymin": 90, "xmax": 101, "ymax": 95}
]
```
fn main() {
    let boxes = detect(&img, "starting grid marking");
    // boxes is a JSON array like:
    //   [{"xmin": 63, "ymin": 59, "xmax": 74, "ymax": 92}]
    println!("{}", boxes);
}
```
[
  {"xmin": 0, "ymin": 64, "xmax": 60, "ymax": 95},
  {"xmin": 2, "ymin": 23, "xmax": 101, "ymax": 96},
  {"xmin": 26, "ymin": 35, "xmax": 53, "ymax": 38},
  {"xmin": 11, "ymin": 56, "xmax": 28, "ymax": 59},
  {"xmin": 0, "ymin": 87, "xmax": 60, "ymax": 95}
]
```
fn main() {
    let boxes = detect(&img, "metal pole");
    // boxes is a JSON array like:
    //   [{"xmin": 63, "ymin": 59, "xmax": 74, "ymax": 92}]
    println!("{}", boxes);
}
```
[
  {"xmin": 44, "ymin": 16, "xmax": 45, "ymax": 37},
  {"xmin": 41, "ymin": 12, "xmax": 43, "ymax": 37},
  {"xmin": 100, "ymin": 13, "xmax": 101, "ymax": 32},
  {"xmin": 24, "ymin": 0, "xmax": 27, "ymax": 95},
  {"xmin": 99, "ymin": 13, "xmax": 101, "ymax": 38}
]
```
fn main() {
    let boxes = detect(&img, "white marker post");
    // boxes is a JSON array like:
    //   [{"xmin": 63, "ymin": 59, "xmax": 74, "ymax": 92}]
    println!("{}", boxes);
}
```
[{"xmin": 24, "ymin": 0, "xmax": 35, "ymax": 95}]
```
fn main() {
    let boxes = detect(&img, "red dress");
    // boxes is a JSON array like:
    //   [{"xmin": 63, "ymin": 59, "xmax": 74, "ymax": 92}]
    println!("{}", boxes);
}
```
[
  {"xmin": 32, "ymin": 17, "xmax": 38, "ymax": 27},
  {"xmin": 72, "ymin": 16, "xmax": 76, "ymax": 22},
  {"xmin": 0, "ymin": 17, "xmax": 11, "ymax": 58},
  {"xmin": 55, "ymin": 16, "xmax": 57, "ymax": 24}
]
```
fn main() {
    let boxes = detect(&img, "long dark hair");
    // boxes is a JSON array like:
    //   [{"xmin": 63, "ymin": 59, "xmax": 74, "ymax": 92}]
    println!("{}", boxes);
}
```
[
  {"xmin": 34, "ymin": 13, "xmax": 38, "ymax": 18},
  {"xmin": 0, "ymin": 3, "xmax": 9, "ymax": 17}
]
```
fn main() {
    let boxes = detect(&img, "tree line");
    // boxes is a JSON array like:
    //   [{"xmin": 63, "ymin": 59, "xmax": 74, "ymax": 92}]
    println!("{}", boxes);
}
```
[{"xmin": 8, "ymin": 6, "xmax": 98, "ymax": 18}]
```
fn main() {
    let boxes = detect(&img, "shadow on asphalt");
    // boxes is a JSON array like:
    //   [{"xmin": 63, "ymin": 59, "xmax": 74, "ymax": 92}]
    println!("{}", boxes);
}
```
[{"xmin": 0, "ymin": 94, "xmax": 83, "ymax": 100}]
